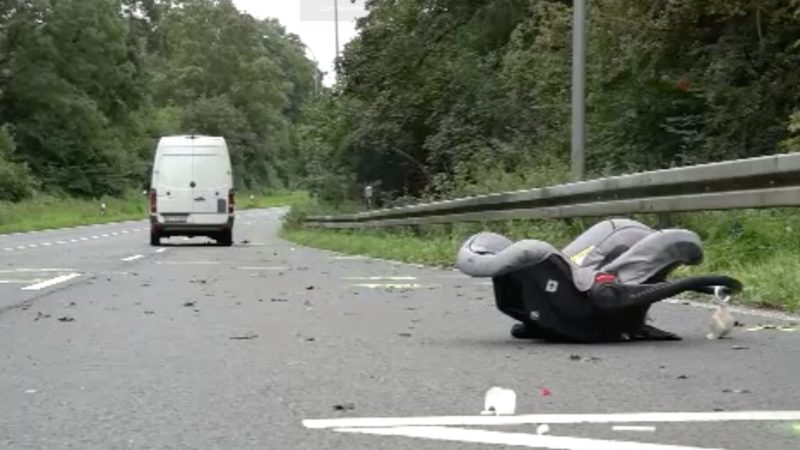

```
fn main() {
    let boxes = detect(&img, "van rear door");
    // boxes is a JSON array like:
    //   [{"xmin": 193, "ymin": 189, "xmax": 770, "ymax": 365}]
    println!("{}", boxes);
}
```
[
  {"xmin": 191, "ymin": 144, "xmax": 230, "ymax": 215},
  {"xmin": 155, "ymin": 149, "xmax": 194, "ymax": 215}
]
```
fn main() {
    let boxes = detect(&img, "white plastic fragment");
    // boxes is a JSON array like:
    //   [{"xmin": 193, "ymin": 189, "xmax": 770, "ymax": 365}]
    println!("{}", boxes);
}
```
[
  {"xmin": 536, "ymin": 424, "xmax": 550, "ymax": 435},
  {"xmin": 481, "ymin": 387, "xmax": 516, "ymax": 416},
  {"xmin": 707, "ymin": 304, "xmax": 735, "ymax": 339}
]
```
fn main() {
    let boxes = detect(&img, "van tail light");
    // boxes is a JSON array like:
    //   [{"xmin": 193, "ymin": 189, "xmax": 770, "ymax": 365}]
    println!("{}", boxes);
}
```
[
  {"xmin": 228, "ymin": 189, "xmax": 235, "ymax": 213},
  {"xmin": 149, "ymin": 190, "xmax": 157, "ymax": 213}
]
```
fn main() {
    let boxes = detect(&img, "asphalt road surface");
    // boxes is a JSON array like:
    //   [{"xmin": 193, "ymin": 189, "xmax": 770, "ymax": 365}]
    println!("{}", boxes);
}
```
[{"xmin": 2, "ymin": 208, "xmax": 799, "ymax": 450}]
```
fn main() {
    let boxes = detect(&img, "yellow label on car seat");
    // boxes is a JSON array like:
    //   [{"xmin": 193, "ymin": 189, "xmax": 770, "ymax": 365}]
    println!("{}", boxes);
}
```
[{"xmin": 570, "ymin": 245, "xmax": 595, "ymax": 265}]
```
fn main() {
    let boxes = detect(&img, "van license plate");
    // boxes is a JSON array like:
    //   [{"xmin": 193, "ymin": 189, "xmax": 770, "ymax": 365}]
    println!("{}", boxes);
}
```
[{"xmin": 163, "ymin": 215, "xmax": 188, "ymax": 224}]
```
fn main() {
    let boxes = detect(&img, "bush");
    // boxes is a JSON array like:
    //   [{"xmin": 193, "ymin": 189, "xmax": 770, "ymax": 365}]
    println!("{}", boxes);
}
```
[{"xmin": 0, "ymin": 125, "xmax": 37, "ymax": 201}]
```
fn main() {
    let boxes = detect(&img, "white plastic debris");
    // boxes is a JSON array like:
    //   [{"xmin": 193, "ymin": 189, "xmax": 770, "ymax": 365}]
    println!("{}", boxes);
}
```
[
  {"xmin": 536, "ymin": 424, "xmax": 550, "ymax": 435},
  {"xmin": 707, "ymin": 287, "xmax": 735, "ymax": 339},
  {"xmin": 481, "ymin": 387, "xmax": 516, "ymax": 416}
]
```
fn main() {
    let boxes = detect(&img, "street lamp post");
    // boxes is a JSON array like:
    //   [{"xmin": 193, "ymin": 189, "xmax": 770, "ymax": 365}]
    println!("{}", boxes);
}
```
[
  {"xmin": 334, "ymin": 0, "xmax": 340, "ymax": 62},
  {"xmin": 571, "ymin": 0, "xmax": 587, "ymax": 181}
]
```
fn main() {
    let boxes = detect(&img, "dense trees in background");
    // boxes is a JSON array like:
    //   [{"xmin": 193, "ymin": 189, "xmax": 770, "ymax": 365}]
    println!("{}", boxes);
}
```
[
  {"xmin": 295, "ymin": 0, "xmax": 800, "ymax": 205},
  {"xmin": 2, "ymin": 0, "xmax": 799, "ymax": 206},
  {"xmin": 0, "ymin": 0, "xmax": 317, "ymax": 200}
]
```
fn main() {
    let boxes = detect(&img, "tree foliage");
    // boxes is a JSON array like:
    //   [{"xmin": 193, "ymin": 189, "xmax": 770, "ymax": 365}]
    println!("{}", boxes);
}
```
[
  {"xmin": 0, "ymin": 0, "xmax": 316, "ymax": 199},
  {"xmin": 294, "ymin": 0, "xmax": 800, "ymax": 203}
]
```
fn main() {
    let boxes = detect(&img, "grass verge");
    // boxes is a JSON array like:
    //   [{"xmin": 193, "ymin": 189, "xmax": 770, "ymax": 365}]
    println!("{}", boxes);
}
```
[
  {"xmin": 0, "ymin": 190, "xmax": 308, "ymax": 235},
  {"xmin": 282, "ymin": 206, "xmax": 800, "ymax": 313}
]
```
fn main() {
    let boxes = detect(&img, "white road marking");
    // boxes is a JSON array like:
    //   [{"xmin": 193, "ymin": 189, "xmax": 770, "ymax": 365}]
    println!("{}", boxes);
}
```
[
  {"xmin": 239, "ymin": 266, "xmax": 288, "ymax": 271},
  {"xmin": 155, "ymin": 248, "xmax": 167, "ymax": 254},
  {"xmin": 22, "ymin": 273, "xmax": 81, "ymax": 291},
  {"xmin": 90, "ymin": 236, "xmax": 100, "ymax": 240},
  {"xmin": 3, "ymin": 248, "xmax": 12, "ymax": 252},
  {"xmin": 41, "ymin": 242, "xmax": 52, "ymax": 247},
  {"xmin": 0, "ymin": 279, "xmax": 44, "ymax": 284},
  {"xmin": 122, "ymin": 255, "xmax": 145, "ymax": 262},
  {"xmin": 334, "ymin": 426, "xmax": 718, "ymax": 450},
  {"xmin": 56, "ymin": 241, "xmax": 67, "ymax": 245},
  {"xmin": 16, "ymin": 246, "xmax": 26, "ymax": 250},
  {"xmin": 613, "ymin": 426, "xmax": 657, "ymax": 432},
  {"xmin": 111, "ymin": 232, "xmax": 119, "ymax": 236},
  {"xmin": 121, "ymin": 230, "xmax": 130, "ymax": 234},
  {"xmin": 27, "ymin": 244, "xmax": 38, "ymax": 248},
  {"xmin": 100, "ymin": 234, "xmax": 110, "ymax": 238},
  {"xmin": 303, "ymin": 410, "xmax": 800, "ymax": 430}
]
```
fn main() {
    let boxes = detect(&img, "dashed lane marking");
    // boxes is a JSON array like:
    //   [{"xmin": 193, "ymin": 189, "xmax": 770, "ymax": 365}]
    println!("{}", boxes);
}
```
[
  {"xmin": 122, "ymin": 255, "xmax": 145, "ymax": 262},
  {"xmin": 1, "ymin": 227, "xmax": 144, "ymax": 252},
  {"xmin": 21, "ymin": 273, "xmax": 82, "ymax": 291}
]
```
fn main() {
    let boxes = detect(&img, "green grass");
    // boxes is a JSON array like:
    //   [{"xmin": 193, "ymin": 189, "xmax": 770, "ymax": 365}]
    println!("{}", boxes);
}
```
[
  {"xmin": 282, "ymin": 207, "xmax": 800, "ymax": 312},
  {"xmin": 0, "ymin": 190, "xmax": 307, "ymax": 235}
]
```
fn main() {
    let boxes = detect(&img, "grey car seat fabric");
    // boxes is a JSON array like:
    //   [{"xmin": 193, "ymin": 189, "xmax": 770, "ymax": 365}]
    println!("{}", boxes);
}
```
[
  {"xmin": 456, "ymin": 219, "xmax": 695, "ymax": 291},
  {"xmin": 455, "ymin": 218, "xmax": 739, "ymax": 342}
]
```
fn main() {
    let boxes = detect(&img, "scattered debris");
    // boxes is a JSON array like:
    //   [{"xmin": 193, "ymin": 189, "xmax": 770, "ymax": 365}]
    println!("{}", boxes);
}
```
[
  {"xmin": 398, "ymin": 333, "xmax": 412, "ymax": 338},
  {"xmin": 57, "ymin": 316, "xmax": 75, "ymax": 322},
  {"xmin": 230, "ymin": 333, "xmax": 258, "ymax": 340},
  {"xmin": 183, "ymin": 301, "xmax": 196, "ymax": 308},
  {"xmin": 305, "ymin": 337, "xmax": 316, "ymax": 342},
  {"xmin": 333, "ymin": 403, "xmax": 355, "ymax": 412},
  {"xmin": 305, "ymin": 285, "xmax": 315, "ymax": 290},
  {"xmin": 722, "ymin": 388, "xmax": 751, "ymax": 394},
  {"xmin": 539, "ymin": 387, "xmax": 552, "ymax": 397},
  {"xmin": 34, "ymin": 312, "xmax": 51, "ymax": 322},
  {"xmin": 190, "ymin": 279, "xmax": 208, "ymax": 285},
  {"xmin": 25, "ymin": 389, "xmax": 37, "ymax": 394},
  {"xmin": 271, "ymin": 298, "xmax": 288, "ymax": 303},
  {"xmin": 731, "ymin": 345, "xmax": 750, "ymax": 350},
  {"xmin": 304, "ymin": 300, "xmax": 312, "ymax": 307},
  {"xmin": 297, "ymin": 266, "xmax": 310, "ymax": 271},
  {"xmin": 734, "ymin": 321, "xmax": 746, "ymax": 328},
  {"xmin": 482, "ymin": 387, "xmax": 516, "ymax": 415},
  {"xmin": 677, "ymin": 375, "xmax": 689, "ymax": 380},
  {"xmin": 240, "ymin": 240, "xmax": 251, "ymax": 244},
  {"xmin": 67, "ymin": 302, "xmax": 76, "ymax": 308},
  {"xmin": 569, "ymin": 354, "xmax": 601, "ymax": 363},
  {"xmin": 143, "ymin": 311, "xmax": 155, "ymax": 316}
]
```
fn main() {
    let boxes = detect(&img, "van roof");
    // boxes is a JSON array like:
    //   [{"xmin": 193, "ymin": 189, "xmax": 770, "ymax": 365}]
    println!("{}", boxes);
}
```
[{"xmin": 158, "ymin": 135, "xmax": 227, "ymax": 145}]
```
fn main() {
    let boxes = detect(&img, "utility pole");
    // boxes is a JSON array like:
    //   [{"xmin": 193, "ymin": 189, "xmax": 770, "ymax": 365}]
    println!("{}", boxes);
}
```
[
  {"xmin": 334, "ymin": 0, "xmax": 340, "ymax": 63},
  {"xmin": 571, "ymin": 0, "xmax": 587, "ymax": 181}
]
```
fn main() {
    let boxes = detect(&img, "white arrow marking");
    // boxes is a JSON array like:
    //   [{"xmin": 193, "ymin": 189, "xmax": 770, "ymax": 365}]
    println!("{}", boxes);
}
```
[
  {"xmin": 334, "ymin": 426, "xmax": 722, "ymax": 450},
  {"xmin": 303, "ymin": 410, "xmax": 800, "ymax": 430}
]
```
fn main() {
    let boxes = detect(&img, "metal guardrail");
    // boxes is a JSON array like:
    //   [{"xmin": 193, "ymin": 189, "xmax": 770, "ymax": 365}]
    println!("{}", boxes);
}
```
[{"xmin": 304, "ymin": 152, "xmax": 800, "ymax": 228}]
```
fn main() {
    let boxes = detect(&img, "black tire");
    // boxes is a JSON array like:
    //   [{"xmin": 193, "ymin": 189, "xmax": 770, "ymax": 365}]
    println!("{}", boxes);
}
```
[
  {"xmin": 218, "ymin": 228, "xmax": 233, "ymax": 247},
  {"xmin": 150, "ymin": 229, "xmax": 161, "ymax": 246}
]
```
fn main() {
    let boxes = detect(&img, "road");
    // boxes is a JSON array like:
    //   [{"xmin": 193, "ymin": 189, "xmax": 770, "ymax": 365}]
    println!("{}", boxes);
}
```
[{"xmin": 1, "ymin": 208, "xmax": 799, "ymax": 450}]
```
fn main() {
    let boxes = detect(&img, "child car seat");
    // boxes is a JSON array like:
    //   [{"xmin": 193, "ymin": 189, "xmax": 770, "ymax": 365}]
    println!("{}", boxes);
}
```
[{"xmin": 456, "ymin": 219, "xmax": 742, "ymax": 343}]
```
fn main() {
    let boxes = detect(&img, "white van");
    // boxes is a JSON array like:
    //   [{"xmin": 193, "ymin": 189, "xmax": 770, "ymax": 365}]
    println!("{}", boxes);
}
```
[{"xmin": 148, "ymin": 135, "xmax": 235, "ymax": 246}]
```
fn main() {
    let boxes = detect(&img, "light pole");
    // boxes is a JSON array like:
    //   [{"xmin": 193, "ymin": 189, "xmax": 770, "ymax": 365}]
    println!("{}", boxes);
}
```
[
  {"xmin": 334, "ymin": 0, "xmax": 340, "ymax": 63},
  {"xmin": 571, "ymin": 0, "xmax": 587, "ymax": 181}
]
